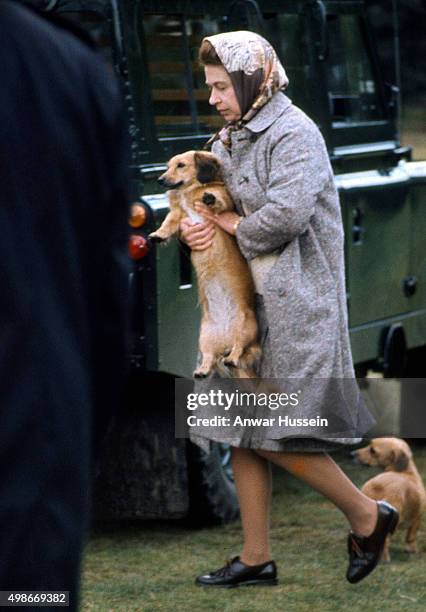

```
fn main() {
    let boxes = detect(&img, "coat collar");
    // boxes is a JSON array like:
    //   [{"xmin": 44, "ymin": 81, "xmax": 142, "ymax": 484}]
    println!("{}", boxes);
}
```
[{"xmin": 243, "ymin": 92, "xmax": 292, "ymax": 134}]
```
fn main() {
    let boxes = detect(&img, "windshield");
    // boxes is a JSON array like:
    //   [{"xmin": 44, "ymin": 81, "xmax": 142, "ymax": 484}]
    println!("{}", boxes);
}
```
[
  {"xmin": 327, "ymin": 13, "xmax": 384, "ymax": 125},
  {"xmin": 143, "ymin": 14, "xmax": 222, "ymax": 137}
]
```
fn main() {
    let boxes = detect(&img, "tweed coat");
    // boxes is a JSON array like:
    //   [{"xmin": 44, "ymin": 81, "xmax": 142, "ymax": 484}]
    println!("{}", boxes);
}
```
[
  {"xmin": 219, "ymin": 92, "xmax": 350, "ymax": 377},
  {"xmin": 189, "ymin": 92, "xmax": 375, "ymax": 451}
]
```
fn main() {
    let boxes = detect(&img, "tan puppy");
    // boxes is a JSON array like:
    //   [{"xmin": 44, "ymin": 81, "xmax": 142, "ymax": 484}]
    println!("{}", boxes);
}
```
[
  {"xmin": 149, "ymin": 150, "xmax": 260, "ymax": 378},
  {"xmin": 354, "ymin": 438, "xmax": 426, "ymax": 561}
]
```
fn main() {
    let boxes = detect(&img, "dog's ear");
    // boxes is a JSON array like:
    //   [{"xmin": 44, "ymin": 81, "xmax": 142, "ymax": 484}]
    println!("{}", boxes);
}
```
[
  {"xmin": 391, "ymin": 448, "xmax": 410, "ymax": 471},
  {"xmin": 194, "ymin": 152, "xmax": 222, "ymax": 184}
]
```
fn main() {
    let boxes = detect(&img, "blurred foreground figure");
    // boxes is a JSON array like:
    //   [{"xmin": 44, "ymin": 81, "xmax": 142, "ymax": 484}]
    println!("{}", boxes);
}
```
[{"xmin": 0, "ymin": 2, "xmax": 129, "ymax": 609}]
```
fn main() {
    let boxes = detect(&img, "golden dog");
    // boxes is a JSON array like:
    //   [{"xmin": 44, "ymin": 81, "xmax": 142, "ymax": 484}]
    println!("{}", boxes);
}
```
[
  {"xmin": 149, "ymin": 150, "xmax": 260, "ymax": 378},
  {"xmin": 354, "ymin": 437, "xmax": 426, "ymax": 561}
]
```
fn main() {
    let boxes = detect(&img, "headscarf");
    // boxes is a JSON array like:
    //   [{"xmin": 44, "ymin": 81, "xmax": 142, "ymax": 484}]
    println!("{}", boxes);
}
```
[{"xmin": 202, "ymin": 31, "xmax": 289, "ymax": 150}]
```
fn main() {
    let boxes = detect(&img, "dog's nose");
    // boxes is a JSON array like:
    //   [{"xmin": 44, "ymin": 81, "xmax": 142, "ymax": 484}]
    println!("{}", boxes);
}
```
[{"xmin": 157, "ymin": 174, "xmax": 167, "ymax": 186}]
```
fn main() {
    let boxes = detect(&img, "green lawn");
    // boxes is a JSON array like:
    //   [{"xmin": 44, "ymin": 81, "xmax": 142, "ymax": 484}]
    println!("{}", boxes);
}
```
[{"xmin": 80, "ymin": 446, "xmax": 426, "ymax": 611}]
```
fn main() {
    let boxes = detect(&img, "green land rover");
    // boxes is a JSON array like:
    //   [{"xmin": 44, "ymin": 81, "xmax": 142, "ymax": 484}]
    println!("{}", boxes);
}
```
[{"xmin": 33, "ymin": 0, "xmax": 426, "ymax": 522}]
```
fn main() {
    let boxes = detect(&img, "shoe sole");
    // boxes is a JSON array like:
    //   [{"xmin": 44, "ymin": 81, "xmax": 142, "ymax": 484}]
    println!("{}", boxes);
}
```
[
  {"xmin": 347, "ymin": 509, "xmax": 399, "ymax": 584},
  {"xmin": 196, "ymin": 578, "xmax": 278, "ymax": 588}
]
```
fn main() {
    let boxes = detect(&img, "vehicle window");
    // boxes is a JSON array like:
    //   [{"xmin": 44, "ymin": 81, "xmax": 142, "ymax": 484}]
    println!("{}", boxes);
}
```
[
  {"xmin": 327, "ymin": 14, "xmax": 383, "ymax": 125},
  {"xmin": 143, "ymin": 14, "xmax": 224, "ymax": 137},
  {"xmin": 143, "ymin": 12, "xmax": 310, "ymax": 138}
]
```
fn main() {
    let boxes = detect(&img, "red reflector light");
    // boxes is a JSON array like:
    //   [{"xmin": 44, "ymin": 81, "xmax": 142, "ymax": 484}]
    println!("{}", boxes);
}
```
[{"xmin": 129, "ymin": 234, "xmax": 150, "ymax": 260}]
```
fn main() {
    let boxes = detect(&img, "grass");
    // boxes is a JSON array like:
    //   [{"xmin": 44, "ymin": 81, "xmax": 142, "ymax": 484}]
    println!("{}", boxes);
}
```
[{"xmin": 80, "ymin": 445, "xmax": 426, "ymax": 611}]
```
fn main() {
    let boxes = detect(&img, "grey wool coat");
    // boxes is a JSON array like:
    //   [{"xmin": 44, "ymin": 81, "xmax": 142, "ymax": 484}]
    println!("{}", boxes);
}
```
[
  {"xmin": 222, "ymin": 92, "xmax": 350, "ymax": 378},
  {"xmin": 189, "ymin": 93, "xmax": 375, "ymax": 452}
]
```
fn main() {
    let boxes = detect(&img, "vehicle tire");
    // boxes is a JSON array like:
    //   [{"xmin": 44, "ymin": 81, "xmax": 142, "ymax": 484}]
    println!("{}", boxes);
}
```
[{"xmin": 186, "ymin": 440, "xmax": 239, "ymax": 526}]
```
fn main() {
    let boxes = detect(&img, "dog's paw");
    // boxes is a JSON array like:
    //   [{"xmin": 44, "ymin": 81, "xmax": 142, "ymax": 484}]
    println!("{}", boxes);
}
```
[
  {"xmin": 224, "ymin": 351, "xmax": 243, "ymax": 368},
  {"xmin": 193, "ymin": 362, "xmax": 214, "ymax": 378},
  {"xmin": 404, "ymin": 543, "xmax": 418, "ymax": 554},
  {"xmin": 148, "ymin": 233, "xmax": 165, "ymax": 244},
  {"xmin": 223, "ymin": 358, "xmax": 239, "ymax": 368},
  {"xmin": 202, "ymin": 192, "xmax": 216, "ymax": 206},
  {"xmin": 193, "ymin": 368, "xmax": 211, "ymax": 379}
]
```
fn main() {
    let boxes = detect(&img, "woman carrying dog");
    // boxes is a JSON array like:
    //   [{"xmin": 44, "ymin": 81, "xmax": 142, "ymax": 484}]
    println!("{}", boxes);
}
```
[{"xmin": 180, "ymin": 31, "xmax": 398, "ymax": 586}]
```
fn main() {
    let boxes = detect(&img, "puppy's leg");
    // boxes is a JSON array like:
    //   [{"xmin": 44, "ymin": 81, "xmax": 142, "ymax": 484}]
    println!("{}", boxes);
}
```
[
  {"xmin": 194, "ymin": 352, "xmax": 216, "ymax": 378},
  {"xmin": 149, "ymin": 209, "xmax": 182, "ymax": 242},
  {"xmin": 381, "ymin": 535, "xmax": 391, "ymax": 563},
  {"xmin": 405, "ymin": 515, "xmax": 421, "ymax": 553},
  {"xmin": 193, "ymin": 320, "xmax": 216, "ymax": 378},
  {"xmin": 224, "ymin": 343, "xmax": 245, "ymax": 369},
  {"xmin": 225, "ymin": 311, "xmax": 260, "ymax": 370}
]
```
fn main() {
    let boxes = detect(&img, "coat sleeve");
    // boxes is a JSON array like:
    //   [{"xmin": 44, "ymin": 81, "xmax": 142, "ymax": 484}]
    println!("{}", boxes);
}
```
[{"xmin": 235, "ymin": 119, "xmax": 330, "ymax": 260}]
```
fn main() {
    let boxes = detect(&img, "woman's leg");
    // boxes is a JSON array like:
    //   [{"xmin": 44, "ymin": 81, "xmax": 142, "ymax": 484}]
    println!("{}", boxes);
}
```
[
  {"xmin": 254, "ymin": 450, "xmax": 378, "ymax": 537},
  {"xmin": 231, "ymin": 447, "xmax": 273, "ymax": 565}
]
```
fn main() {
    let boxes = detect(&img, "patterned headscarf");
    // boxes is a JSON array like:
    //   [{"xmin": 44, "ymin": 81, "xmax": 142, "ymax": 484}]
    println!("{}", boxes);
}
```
[{"xmin": 202, "ymin": 31, "xmax": 289, "ymax": 150}]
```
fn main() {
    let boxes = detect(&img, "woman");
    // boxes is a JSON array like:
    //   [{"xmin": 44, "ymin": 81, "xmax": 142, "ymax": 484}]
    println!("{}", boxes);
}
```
[{"xmin": 180, "ymin": 31, "xmax": 398, "ymax": 587}]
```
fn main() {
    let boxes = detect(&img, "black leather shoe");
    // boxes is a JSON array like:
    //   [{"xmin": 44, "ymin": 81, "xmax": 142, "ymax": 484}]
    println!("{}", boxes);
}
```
[
  {"xmin": 195, "ymin": 556, "xmax": 278, "ymax": 588},
  {"xmin": 346, "ymin": 500, "xmax": 399, "ymax": 584}
]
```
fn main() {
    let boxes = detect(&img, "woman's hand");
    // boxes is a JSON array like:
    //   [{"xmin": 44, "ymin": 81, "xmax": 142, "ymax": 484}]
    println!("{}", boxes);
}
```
[
  {"xmin": 194, "ymin": 202, "xmax": 242, "ymax": 236},
  {"xmin": 180, "ymin": 216, "xmax": 216, "ymax": 251}
]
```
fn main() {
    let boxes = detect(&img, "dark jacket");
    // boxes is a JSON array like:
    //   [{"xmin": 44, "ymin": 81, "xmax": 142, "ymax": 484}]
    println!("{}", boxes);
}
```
[{"xmin": 0, "ymin": 2, "xmax": 129, "ymax": 605}]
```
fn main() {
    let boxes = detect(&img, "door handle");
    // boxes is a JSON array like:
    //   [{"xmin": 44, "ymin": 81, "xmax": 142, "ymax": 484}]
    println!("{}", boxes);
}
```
[
  {"xmin": 352, "ymin": 207, "xmax": 365, "ymax": 244},
  {"xmin": 403, "ymin": 275, "xmax": 417, "ymax": 297}
]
